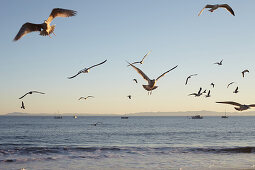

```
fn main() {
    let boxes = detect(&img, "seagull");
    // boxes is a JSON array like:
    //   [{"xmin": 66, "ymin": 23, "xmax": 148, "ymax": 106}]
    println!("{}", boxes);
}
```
[
  {"xmin": 21, "ymin": 101, "xmax": 25, "ymax": 109},
  {"xmin": 14, "ymin": 8, "xmax": 77, "ymax": 41},
  {"xmin": 79, "ymin": 96, "xmax": 94, "ymax": 100},
  {"xmin": 227, "ymin": 82, "xmax": 234, "ymax": 88},
  {"xmin": 68, "ymin": 59, "xmax": 107, "ymax": 79},
  {"xmin": 129, "ymin": 50, "xmax": 151, "ymax": 66},
  {"xmin": 189, "ymin": 87, "xmax": 203, "ymax": 97},
  {"xmin": 198, "ymin": 4, "xmax": 235, "ymax": 16},
  {"xmin": 19, "ymin": 91, "xmax": 45, "ymax": 99},
  {"xmin": 127, "ymin": 95, "xmax": 132, "ymax": 99},
  {"xmin": 203, "ymin": 90, "xmax": 207, "ymax": 94},
  {"xmin": 233, "ymin": 86, "xmax": 239, "ymax": 93},
  {"xmin": 185, "ymin": 74, "xmax": 198, "ymax": 85},
  {"xmin": 242, "ymin": 69, "xmax": 249, "ymax": 77},
  {"xmin": 205, "ymin": 90, "xmax": 211, "ymax": 97},
  {"xmin": 133, "ymin": 79, "xmax": 138, "ymax": 83},
  {"xmin": 127, "ymin": 62, "xmax": 178, "ymax": 95},
  {"xmin": 216, "ymin": 101, "xmax": 255, "ymax": 111},
  {"xmin": 214, "ymin": 60, "xmax": 223, "ymax": 65},
  {"xmin": 92, "ymin": 122, "xmax": 102, "ymax": 126},
  {"xmin": 211, "ymin": 83, "xmax": 215, "ymax": 88}
]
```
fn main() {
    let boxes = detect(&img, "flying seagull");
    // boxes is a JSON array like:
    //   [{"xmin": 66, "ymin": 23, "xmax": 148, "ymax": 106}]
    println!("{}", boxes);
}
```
[
  {"xmin": 242, "ymin": 69, "xmax": 249, "ymax": 77},
  {"xmin": 216, "ymin": 101, "xmax": 255, "ymax": 111},
  {"xmin": 198, "ymin": 4, "xmax": 235, "ymax": 16},
  {"xmin": 127, "ymin": 62, "xmax": 178, "ymax": 95},
  {"xmin": 185, "ymin": 74, "xmax": 198, "ymax": 85},
  {"xmin": 127, "ymin": 95, "xmax": 132, "ymax": 99},
  {"xmin": 211, "ymin": 83, "xmax": 215, "ymax": 88},
  {"xmin": 133, "ymin": 79, "xmax": 138, "ymax": 83},
  {"xmin": 214, "ymin": 60, "xmax": 223, "ymax": 66},
  {"xmin": 189, "ymin": 87, "xmax": 203, "ymax": 97},
  {"xmin": 14, "ymin": 8, "xmax": 77, "ymax": 41},
  {"xmin": 21, "ymin": 101, "xmax": 25, "ymax": 109},
  {"xmin": 19, "ymin": 91, "xmax": 45, "ymax": 99},
  {"xmin": 129, "ymin": 50, "xmax": 151, "ymax": 66},
  {"xmin": 227, "ymin": 82, "xmax": 234, "ymax": 88},
  {"xmin": 205, "ymin": 90, "xmax": 211, "ymax": 98},
  {"xmin": 68, "ymin": 59, "xmax": 107, "ymax": 79},
  {"xmin": 233, "ymin": 86, "xmax": 239, "ymax": 93},
  {"xmin": 78, "ymin": 96, "xmax": 94, "ymax": 100},
  {"xmin": 203, "ymin": 89, "xmax": 207, "ymax": 94}
]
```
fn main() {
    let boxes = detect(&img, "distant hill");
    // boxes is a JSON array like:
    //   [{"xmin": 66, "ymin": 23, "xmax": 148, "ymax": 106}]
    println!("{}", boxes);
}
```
[{"xmin": 5, "ymin": 112, "xmax": 31, "ymax": 116}]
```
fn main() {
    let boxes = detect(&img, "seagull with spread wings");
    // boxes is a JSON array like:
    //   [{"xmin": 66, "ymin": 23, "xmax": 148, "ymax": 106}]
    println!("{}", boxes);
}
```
[
  {"xmin": 216, "ymin": 101, "xmax": 255, "ymax": 111},
  {"xmin": 127, "ymin": 95, "xmax": 132, "ymax": 99},
  {"xmin": 68, "ymin": 59, "xmax": 107, "ymax": 79},
  {"xmin": 128, "ymin": 51, "xmax": 151, "ymax": 66},
  {"xmin": 14, "ymin": 8, "xmax": 77, "ymax": 41},
  {"xmin": 233, "ymin": 86, "xmax": 239, "ymax": 94},
  {"xmin": 198, "ymin": 4, "xmax": 235, "ymax": 16},
  {"xmin": 189, "ymin": 87, "xmax": 203, "ymax": 97},
  {"xmin": 127, "ymin": 62, "xmax": 178, "ymax": 95},
  {"xmin": 21, "ymin": 101, "xmax": 25, "ymax": 109},
  {"xmin": 214, "ymin": 59, "xmax": 223, "ymax": 66},
  {"xmin": 227, "ymin": 82, "xmax": 235, "ymax": 88},
  {"xmin": 242, "ymin": 69, "xmax": 249, "ymax": 77},
  {"xmin": 185, "ymin": 74, "xmax": 198, "ymax": 85},
  {"xmin": 19, "ymin": 91, "xmax": 45, "ymax": 99},
  {"xmin": 211, "ymin": 83, "xmax": 215, "ymax": 88},
  {"xmin": 78, "ymin": 96, "xmax": 94, "ymax": 100}
]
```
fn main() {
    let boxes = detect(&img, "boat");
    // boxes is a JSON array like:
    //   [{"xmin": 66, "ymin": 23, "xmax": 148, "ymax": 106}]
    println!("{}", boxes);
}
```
[
  {"xmin": 54, "ymin": 116, "xmax": 62, "ymax": 119},
  {"xmin": 191, "ymin": 115, "xmax": 203, "ymax": 119},
  {"xmin": 73, "ymin": 115, "xmax": 77, "ymax": 119},
  {"xmin": 221, "ymin": 110, "xmax": 228, "ymax": 118},
  {"xmin": 121, "ymin": 116, "xmax": 128, "ymax": 119}
]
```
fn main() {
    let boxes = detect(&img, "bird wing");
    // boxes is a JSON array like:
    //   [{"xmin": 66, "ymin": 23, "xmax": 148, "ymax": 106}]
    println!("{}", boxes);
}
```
[
  {"xmin": 19, "ymin": 92, "xmax": 29, "ymax": 99},
  {"xmin": 198, "ymin": 7, "xmax": 206, "ymax": 16},
  {"xmin": 14, "ymin": 22, "xmax": 43, "ymax": 41},
  {"xmin": 185, "ymin": 76, "xmax": 190, "ymax": 85},
  {"xmin": 141, "ymin": 50, "xmax": 151, "ymax": 62},
  {"xmin": 219, "ymin": 4, "xmax": 235, "ymax": 16},
  {"xmin": 216, "ymin": 101, "xmax": 241, "ymax": 106},
  {"xmin": 32, "ymin": 91, "xmax": 45, "ymax": 94},
  {"xmin": 235, "ymin": 86, "xmax": 238, "ymax": 91},
  {"xmin": 86, "ymin": 96, "xmax": 94, "ymax": 99},
  {"xmin": 68, "ymin": 71, "xmax": 82, "ymax": 79},
  {"xmin": 78, "ymin": 97, "xmax": 85, "ymax": 100},
  {"xmin": 127, "ymin": 62, "xmax": 150, "ymax": 82},
  {"xmin": 227, "ymin": 82, "xmax": 234, "ymax": 88},
  {"xmin": 190, "ymin": 74, "xmax": 198, "ymax": 77},
  {"xmin": 198, "ymin": 87, "xmax": 202, "ymax": 94},
  {"xmin": 133, "ymin": 79, "xmax": 138, "ymax": 83},
  {"xmin": 156, "ymin": 65, "xmax": 178, "ymax": 81},
  {"xmin": 88, "ymin": 59, "xmax": 107, "ymax": 69},
  {"xmin": 198, "ymin": 5, "xmax": 214, "ymax": 16},
  {"xmin": 208, "ymin": 90, "xmax": 210, "ymax": 95},
  {"xmin": 188, "ymin": 93, "xmax": 197, "ymax": 96},
  {"xmin": 248, "ymin": 104, "xmax": 255, "ymax": 107},
  {"xmin": 46, "ymin": 8, "xmax": 77, "ymax": 24}
]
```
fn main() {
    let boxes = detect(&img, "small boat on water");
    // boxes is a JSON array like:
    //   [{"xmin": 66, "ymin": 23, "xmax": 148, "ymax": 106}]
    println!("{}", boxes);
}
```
[
  {"xmin": 221, "ymin": 110, "xmax": 228, "ymax": 118},
  {"xmin": 121, "ymin": 116, "xmax": 128, "ymax": 119},
  {"xmin": 54, "ymin": 116, "xmax": 62, "ymax": 119},
  {"xmin": 191, "ymin": 115, "xmax": 203, "ymax": 119}
]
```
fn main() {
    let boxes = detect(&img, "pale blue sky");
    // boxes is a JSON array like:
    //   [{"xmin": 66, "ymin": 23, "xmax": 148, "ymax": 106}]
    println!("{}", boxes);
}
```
[{"xmin": 1, "ymin": 0, "xmax": 255, "ymax": 115}]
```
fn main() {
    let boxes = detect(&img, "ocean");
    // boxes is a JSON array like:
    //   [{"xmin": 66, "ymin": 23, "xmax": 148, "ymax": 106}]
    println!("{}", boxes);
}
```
[{"xmin": 1, "ymin": 116, "xmax": 255, "ymax": 170}]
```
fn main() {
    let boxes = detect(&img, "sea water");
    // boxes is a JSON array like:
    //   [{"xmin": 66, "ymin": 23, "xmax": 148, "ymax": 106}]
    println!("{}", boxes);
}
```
[{"xmin": 1, "ymin": 116, "xmax": 255, "ymax": 170}]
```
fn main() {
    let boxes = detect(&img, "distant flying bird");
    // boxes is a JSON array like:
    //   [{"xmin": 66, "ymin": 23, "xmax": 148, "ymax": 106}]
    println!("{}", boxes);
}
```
[
  {"xmin": 233, "ymin": 86, "xmax": 239, "ymax": 93},
  {"xmin": 203, "ymin": 90, "xmax": 207, "ymax": 94},
  {"xmin": 198, "ymin": 4, "xmax": 235, "ymax": 16},
  {"xmin": 68, "ymin": 59, "xmax": 107, "ymax": 79},
  {"xmin": 242, "ymin": 69, "xmax": 249, "ymax": 77},
  {"xmin": 127, "ymin": 95, "xmax": 132, "ymax": 99},
  {"xmin": 214, "ymin": 60, "xmax": 223, "ymax": 65},
  {"xmin": 78, "ymin": 96, "xmax": 94, "ymax": 100},
  {"xmin": 19, "ymin": 91, "xmax": 45, "ymax": 99},
  {"xmin": 127, "ymin": 62, "xmax": 178, "ymax": 95},
  {"xmin": 211, "ymin": 83, "xmax": 215, "ymax": 88},
  {"xmin": 205, "ymin": 90, "xmax": 211, "ymax": 98},
  {"xmin": 129, "ymin": 50, "xmax": 151, "ymax": 66},
  {"xmin": 185, "ymin": 74, "xmax": 198, "ymax": 85},
  {"xmin": 21, "ymin": 101, "xmax": 25, "ymax": 109},
  {"xmin": 227, "ymin": 82, "xmax": 234, "ymax": 88},
  {"xmin": 133, "ymin": 79, "xmax": 138, "ymax": 83},
  {"xmin": 216, "ymin": 101, "xmax": 255, "ymax": 111},
  {"xmin": 189, "ymin": 87, "xmax": 203, "ymax": 97},
  {"xmin": 14, "ymin": 8, "xmax": 77, "ymax": 41}
]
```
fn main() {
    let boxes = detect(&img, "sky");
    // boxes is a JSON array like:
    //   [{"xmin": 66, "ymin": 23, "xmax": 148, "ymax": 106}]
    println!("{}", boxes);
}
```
[{"xmin": 1, "ymin": 0, "xmax": 255, "ymax": 115}]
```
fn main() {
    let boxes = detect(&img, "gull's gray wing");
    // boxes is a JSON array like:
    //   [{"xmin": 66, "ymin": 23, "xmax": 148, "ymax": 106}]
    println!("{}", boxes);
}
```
[
  {"xmin": 68, "ymin": 71, "xmax": 82, "ymax": 79},
  {"xmin": 79, "ymin": 97, "xmax": 85, "ymax": 100},
  {"xmin": 227, "ymin": 82, "xmax": 234, "ymax": 88},
  {"xmin": 185, "ymin": 76, "xmax": 190, "ymax": 85},
  {"xmin": 19, "ymin": 92, "xmax": 30, "ymax": 99},
  {"xmin": 88, "ymin": 59, "xmax": 107, "ymax": 69},
  {"xmin": 198, "ymin": 5, "xmax": 215, "ymax": 16},
  {"xmin": 14, "ymin": 22, "xmax": 43, "ymax": 41},
  {"xmin": 216, "ymin": 101, "xmax": 241, "ymax": 106},
  {"xmin": 141, "ymin": 50, "xmax": 151, "ymax": 62},
  {"xmin": 219, "ymin": 4, "xmax": 235, "ymax": 16},
  {"xmin": 127, "ymin": 62, "xmax": 150, "ymax": 82},
  {"xmin": 31, "ymin": 91, "xmax": 45, "ymax": 94},
  {"xmin": 156, "ymin": 65, "xmax": 178, "ymax": 81},
  {"xmin": 46, "ymin": 8, "xmax": 77, "ymax": 24},
  {"xmin": 198, "ymin": 87, "xmax": 202, "ymax": 94}
]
